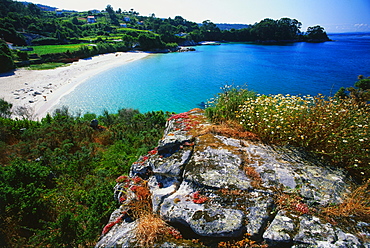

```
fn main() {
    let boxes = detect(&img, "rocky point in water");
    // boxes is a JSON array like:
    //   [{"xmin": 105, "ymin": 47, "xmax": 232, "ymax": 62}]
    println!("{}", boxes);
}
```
[{"xmin": 96, "ymin": 109, "xmax": 369, "ymax": 248}]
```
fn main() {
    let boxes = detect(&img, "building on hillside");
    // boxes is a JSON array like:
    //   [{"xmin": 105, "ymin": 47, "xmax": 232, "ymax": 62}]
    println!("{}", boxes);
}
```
[
  {"xmin": 90, "ymin": 9, "xmax": 101, "ymax": 14},
  {"xmin": 120, "ymin": 23, "xmax": 127, "ymax": 28},
  {"xmin": 87, "ymin": 16, "xmax": 97, "ymax": 24},
  {"xmin": 6, "ymin": 42, "xmax": 14, "ymax": 50},
  {"xmin": 123, "ymin": 16, "xmax": 130, "ymax": 22},
  {"xmin": 175, "ymin": 32, "xmax": 187, "ymax": 37}
]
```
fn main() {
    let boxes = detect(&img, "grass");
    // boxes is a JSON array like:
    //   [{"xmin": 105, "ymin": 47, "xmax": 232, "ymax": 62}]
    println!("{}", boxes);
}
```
[
  {"xmin": 27, "ymin": 62, "xmax": 67, "ymax": 70},
  {"xmin": 321, "ymin": 180, "xmax": 370, "ymax": 225},
  {"xmin": 28, "ymin": 44, "xmax": 86, "ymax": 56},
  {"xmin": 205, "ymin": 86, "xmax": 369, "ymax": 182},
  {"xmin": 116, "ymin": 27, "xmax": 153, "ymax": 33},
  {"xmin": 322, "ymin": 180, "xmax": 370, "ymax": 219}
]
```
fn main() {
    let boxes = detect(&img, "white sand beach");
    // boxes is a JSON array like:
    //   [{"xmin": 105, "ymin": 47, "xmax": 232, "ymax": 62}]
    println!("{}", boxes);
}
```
[{"xmin": 0, "ymin": 52, "xmax": 150, "ymax": 120}]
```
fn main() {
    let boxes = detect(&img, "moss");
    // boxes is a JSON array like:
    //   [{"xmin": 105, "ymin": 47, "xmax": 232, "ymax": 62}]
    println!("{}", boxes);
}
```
[{"xmin": 192, "ymin": 210, "xmax": 224, "ymax": 222}]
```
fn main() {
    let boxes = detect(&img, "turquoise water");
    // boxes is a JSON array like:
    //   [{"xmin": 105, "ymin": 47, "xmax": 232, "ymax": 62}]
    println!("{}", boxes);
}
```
[{"xmin": 57, "ymin": 33, "xmax": 370, "ymax": 115}]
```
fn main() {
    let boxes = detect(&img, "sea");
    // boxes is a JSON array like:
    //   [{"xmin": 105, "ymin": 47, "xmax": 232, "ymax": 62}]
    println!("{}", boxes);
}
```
[{"xmin": 55, "ymin": 33, "xmax": 370, "ymax": 115}]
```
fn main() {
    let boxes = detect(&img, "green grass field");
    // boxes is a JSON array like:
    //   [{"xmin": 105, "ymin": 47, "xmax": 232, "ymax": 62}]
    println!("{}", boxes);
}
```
[{"xmin": 28, "ymin": 44, "xmax": 86, "ymax": 56}]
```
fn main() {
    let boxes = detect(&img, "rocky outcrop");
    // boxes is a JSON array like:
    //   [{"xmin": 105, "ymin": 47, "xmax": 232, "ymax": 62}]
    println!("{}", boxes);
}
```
[{"xmin": 96, "ymin": 109, "xmax": 369, "ymax": 247}]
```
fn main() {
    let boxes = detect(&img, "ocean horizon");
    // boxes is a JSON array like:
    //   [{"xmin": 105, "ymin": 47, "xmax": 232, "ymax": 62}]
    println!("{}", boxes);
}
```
[{"xmin": 54, "ymin": 33, "xmax": 370, "ymax": 115}]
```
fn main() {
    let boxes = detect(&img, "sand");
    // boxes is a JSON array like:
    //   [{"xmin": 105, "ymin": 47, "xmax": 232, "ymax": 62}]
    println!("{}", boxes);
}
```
[{"xmin": 0, "ymin": 52, "xmax": 151, "ymax": 120}]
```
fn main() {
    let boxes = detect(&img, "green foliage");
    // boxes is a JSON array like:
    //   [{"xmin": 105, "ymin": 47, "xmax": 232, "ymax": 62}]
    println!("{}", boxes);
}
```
[
  {"xmin": 355, "ymin": 77, "xmax": 370, "ymax": 90},
  {"xmin": 138, "ymin": 32, "xmax": 165, "ymax": 50},
  {"xmin": 28, "ymin": 62, "xmax": 66, "ymax": 70},
  {"xmin": 305, "ymin": 25, "xmax": 330, "ymax": 41},
  {"xmin": 0, "ymin": 108, "xmax": 169, "ymax": 246},
  {"xmin": 28, "ymin": 44, "xmax": 85, "ymax": 55},
  {"xmin": 0, "ymin": 40, "xmax": 15, "ymax": 73},
  {"xmin": 0, "ymin": 98, "xmax": 12, "ymax": 118},
  {"xmin": 335, "ymin": 76, "xmax": 370, "ymax": 103},
  {"xmin": 206, "ymin": 87, "xmax": 369, "ymax": 182},
  {"xmin": 205, "ymin": 85, "xmax": 257, "ymax": 123}
]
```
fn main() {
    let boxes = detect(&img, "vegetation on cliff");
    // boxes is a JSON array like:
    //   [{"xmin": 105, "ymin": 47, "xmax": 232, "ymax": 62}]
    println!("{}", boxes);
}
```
[
  {"xmin": 0, "ymin": 107, "xmax": 169, "ymax": 246},
  {"xmin": 205, "ymin": 78, "xmax": 370, "ymax": 182}
]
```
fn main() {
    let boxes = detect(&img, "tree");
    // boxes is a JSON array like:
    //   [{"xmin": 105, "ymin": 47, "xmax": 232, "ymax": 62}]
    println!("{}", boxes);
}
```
[
  {"xmin": 200, "ymin": 20, "xmax": 221, "ymax": 40},
  {"xmin": 335, "ymin": 76, "xmax": 370, "ymax": 103},
  {"xmin": 276, "ymin": 18, "xmax": 302, "ymax": 40},
  {"xmin": 0, "ymin": 98, "xmax": 12, "ymax": 118},
  {"xmin": 355, "ymin": 78, "xmax": 370, "ymax": 90},
  {"xmin": 306, "ymin": 25, "xmax": 329, "ymax": 41},
  {"xmin": 105, "ymin": 5, "xmax": 114, "ymax": 14},
  {"xmin": 0, "ymin": 40, "xmax": 15, "ymax": 73},
  {"xmin": 251, "ymin": 18, "xmax": 278, "ymax": 40},
  {"xmin": 138, "ymin": 33, "xmax": 165, "ymax": 50}
]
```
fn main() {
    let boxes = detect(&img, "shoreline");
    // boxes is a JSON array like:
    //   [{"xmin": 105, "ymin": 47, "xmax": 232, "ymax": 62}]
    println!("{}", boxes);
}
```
[{"xmin": 0, "ymin": 52, "xmax": 151, "ymax": 120}]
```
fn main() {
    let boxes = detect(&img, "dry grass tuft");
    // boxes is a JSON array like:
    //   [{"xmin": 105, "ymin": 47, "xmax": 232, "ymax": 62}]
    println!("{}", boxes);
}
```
[
  {"xmin": 218, "ymin": 233, "xmax": 268, "ymax": 248},
  {"xmin": 195, "ymin": 121, "xmax": 259, "ymax": 141},
  {"xmin": 321, "ymin": 180, "xmax": 370, "ymax": 223},
  {"xmin": 134, "ymin": 214, "xmax": 170, "ymax": 247},
  {"xmin": 243, "ymin": 165, "xmax": 262, "ymax": 188},
  {"xmin": 212, "ymin": 121, "xmax": 260, "ymax": 140}
]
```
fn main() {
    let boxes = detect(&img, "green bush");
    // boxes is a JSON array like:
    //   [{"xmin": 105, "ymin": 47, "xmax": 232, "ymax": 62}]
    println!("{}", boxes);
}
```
[
  {"xmin": 0, "ymin": 108, "xmax": 168, "ymax": 246},
  {"xmin": 205, "ymin": 85, "xmax": 256, "ymax": 123},
  {"xmin": 0, "ymin": 98, "xmax": 12, "ymax": 118}
]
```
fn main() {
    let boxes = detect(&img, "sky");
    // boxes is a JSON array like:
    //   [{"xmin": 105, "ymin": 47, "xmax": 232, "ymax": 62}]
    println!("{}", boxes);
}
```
[{"xmin": 29, "ymin": 0, "xmax": 370, "ymax": 33}]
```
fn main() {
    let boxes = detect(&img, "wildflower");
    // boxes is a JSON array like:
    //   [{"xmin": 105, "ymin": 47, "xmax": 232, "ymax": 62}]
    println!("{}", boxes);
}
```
[
  {"xmin": 342, "ymin": 140, "xmax": 348, "ymax": 143},
  {"xmin": 116, "ymin": 175, "xmax": 130, "ymax": 183},
  {"xmin": 132, "ymin": 176, "xmax": 142, "ymax": 184}
]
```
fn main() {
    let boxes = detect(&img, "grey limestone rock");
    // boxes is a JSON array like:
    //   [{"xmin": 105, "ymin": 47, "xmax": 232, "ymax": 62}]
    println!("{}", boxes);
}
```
[{"xmin": 97, "ymin": 110, "xmax": 369, "ymax": 247}]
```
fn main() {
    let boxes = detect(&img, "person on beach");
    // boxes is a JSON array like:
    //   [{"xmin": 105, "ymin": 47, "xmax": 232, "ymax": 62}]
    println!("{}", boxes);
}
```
[{"xmin": 43, "ymin": 95, "xmax": 47, "ymax": 101}]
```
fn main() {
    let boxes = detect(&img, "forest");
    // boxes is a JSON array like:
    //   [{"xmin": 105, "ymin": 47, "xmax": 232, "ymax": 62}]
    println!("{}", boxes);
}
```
[{"xmin": 0, "ymin": 0, "xmax": 330, "ymax": 73}]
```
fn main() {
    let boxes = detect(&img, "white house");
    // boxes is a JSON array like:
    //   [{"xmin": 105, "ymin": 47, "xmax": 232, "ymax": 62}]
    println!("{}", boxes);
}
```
[
  {"xmin": 123, "ymin": 16, "xmax": 130, "ymax": 22},
  {"xmin": 87, "ymin": 16, "xmax": 96, "ymax": 24}
]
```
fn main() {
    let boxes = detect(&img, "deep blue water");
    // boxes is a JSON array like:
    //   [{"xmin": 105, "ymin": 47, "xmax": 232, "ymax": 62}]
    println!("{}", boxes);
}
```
[{"xmin": 56, "ymin": 33, "xmax": 370, "ymax": 115}]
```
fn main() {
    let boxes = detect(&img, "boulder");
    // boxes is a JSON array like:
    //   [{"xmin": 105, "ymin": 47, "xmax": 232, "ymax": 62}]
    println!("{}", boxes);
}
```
[{"xmin": 96, "ymin": 109, "xmax": 369, "ymax": 247}]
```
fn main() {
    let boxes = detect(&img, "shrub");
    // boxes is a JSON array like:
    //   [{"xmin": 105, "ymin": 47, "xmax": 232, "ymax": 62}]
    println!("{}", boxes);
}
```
[
  {"xmin": 0, "ymin": 98, "xmax": 12, "ymax": 118},
  {"xmin": 205, "ymin": 85, "xmax": 256, "ymax": 123}
]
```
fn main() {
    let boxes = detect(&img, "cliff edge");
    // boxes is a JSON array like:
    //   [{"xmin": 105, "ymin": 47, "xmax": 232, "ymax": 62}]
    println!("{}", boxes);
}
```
[{"xmin": 96, "ymin": 109, "xmax": 369, "ymax": 247}]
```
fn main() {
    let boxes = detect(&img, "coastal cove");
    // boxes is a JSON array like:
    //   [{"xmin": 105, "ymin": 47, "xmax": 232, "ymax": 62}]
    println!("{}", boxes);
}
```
[{"xmin": 41, "ymin": 33, "xmax": 370, "ymax": 115}]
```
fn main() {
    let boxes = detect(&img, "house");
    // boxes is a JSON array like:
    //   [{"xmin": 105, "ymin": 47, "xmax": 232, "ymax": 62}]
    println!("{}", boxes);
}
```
[
  {"xmin": 6, "ymin": 42, "xmax": 14, "ymax": 50},
  {"xmin": 87, "ymin": 16, "xmax": 96, "ymax": 24},
  {"xmin": 123, "ymin": 16, "xmax": 130, "ymax": 22},
  {"xmin": 90, "ymin": 9, "xmax": 101, "ymax": 14},
  {"xmin": 120, "ymin": 23, "xmax": 127, "ymax": 28},
  {"xmin": 175, "ymin": 32, "xmax": 187, "ymax": 37}
]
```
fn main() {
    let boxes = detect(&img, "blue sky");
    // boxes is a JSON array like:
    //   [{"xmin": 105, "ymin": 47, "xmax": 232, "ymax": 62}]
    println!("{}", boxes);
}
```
[{"xmin": 31, "ymin": 0, "xmax": 370, "ymax": 33}]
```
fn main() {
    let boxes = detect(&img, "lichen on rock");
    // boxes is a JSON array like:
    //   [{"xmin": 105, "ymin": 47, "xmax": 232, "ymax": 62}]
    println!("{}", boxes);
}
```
[{"xmin": 96, "ymin": 109, "xmax": 369, "ymax": 247}]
